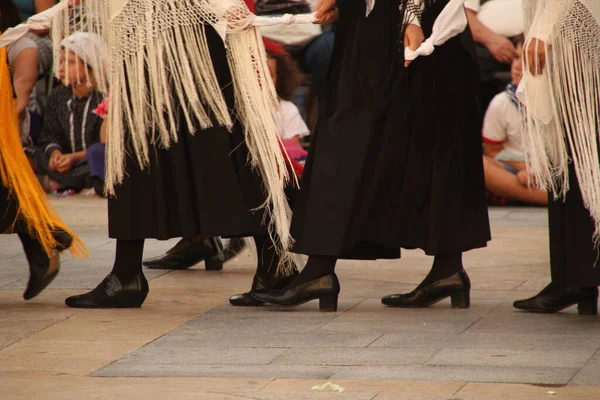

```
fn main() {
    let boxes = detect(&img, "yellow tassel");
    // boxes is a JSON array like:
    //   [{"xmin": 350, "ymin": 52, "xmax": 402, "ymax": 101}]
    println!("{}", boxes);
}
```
[{"xmin": 0, "ymin": 47, "xmax": 88, "ymax": 257}]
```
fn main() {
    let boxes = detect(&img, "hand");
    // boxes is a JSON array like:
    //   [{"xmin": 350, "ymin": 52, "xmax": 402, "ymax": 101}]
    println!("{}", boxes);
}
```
[
  {"xmin": 48, "ymin": 150, "xmax": 63, "ymax": 171},
  {"xmin": 525, "ymin": 38, "xmax": 547, "ymax": 76},
  {"xmin": 315, "ymin": 0, "xmax": 338, "ymax": 25},
  {"xmin": 55, "ymin": 153, "xmax": 76, "ymax": 173},
  {"xmin": 404, "ymin": 24, "xmax": 425, "ymax": 68},
  {"xmin": 486, "ymin": 34, "xmax": 518, "ymax": 64}
]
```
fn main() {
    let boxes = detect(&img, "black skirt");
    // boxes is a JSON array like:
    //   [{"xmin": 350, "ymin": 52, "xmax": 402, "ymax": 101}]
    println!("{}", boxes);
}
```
[
  {"xmin": 108, "ymin": 27, "xmax": 268, "ymax": 240},
  {"xmin": 291, "ymin": 0, "xmax": 490, "ymax": 259},
  {"xmin": 550, "ymin": 164, "xmax": 600, "ymax": 287},
  {"xmin": 0, "ymin": 178, "xmax": 20, "ymax": 234}
]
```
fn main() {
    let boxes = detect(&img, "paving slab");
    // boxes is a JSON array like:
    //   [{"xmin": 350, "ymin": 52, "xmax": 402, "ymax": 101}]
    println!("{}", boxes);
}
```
[
  {"xmin": 95, "ymin": 363, "xmax": 343, "ymax": 379},
  {"xmin": 426, "ymin": 348, "xmax": 594, "ymax": 369},
  {"xmin": 331, "ymin": 365, "xmax": 578, "ymax": 385},
  {"xmin": 570, "ymin": 350, "xmax": 600, "ymax": 386},
  {"xmin": 271, "ymin": 347, "xmax": 439, "ymax": 366}
]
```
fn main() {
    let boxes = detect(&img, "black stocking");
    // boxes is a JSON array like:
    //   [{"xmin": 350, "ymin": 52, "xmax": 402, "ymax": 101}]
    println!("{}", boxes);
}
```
[
  {"xmin": 285, "ymin": 255, "xmax": 337, "ymax": 289},
  {"xmin": 110, "ymin": 239, "xmax": 145, "ymax": 283},
  {"xmin": 417, "ymin": 253, "xmax": 463, "ymax": 290},
  {"xmin": 253, "ymin": 235, "xmax": 281, "ymax": 277}
]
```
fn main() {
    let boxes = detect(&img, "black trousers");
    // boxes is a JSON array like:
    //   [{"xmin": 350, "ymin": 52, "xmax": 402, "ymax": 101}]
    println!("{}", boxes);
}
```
[{"xmin": 549, "ymin": 164, "xmax": 600, "ymax": 287}]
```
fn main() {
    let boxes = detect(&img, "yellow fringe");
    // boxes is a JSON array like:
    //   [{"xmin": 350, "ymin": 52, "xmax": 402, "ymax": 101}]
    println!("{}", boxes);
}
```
[{"xmin": 0, "ymin": 47, "xmax": 88, "ymax": 257}]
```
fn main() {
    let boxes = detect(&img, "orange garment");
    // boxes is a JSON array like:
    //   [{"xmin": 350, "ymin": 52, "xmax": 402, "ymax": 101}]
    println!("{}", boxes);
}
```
[{"xmin": 0, "ymin": 46, "xmax": 87, "ymax": 257}]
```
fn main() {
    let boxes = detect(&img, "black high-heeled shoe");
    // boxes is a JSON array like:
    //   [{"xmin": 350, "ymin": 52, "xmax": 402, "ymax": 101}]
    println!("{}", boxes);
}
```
[
  {"xmin": 143, "ymin": 237, "xmax": 224, "ymax": 271},
  {"xmin": 65, "ymin": 272, "xmax": 149, "ymax": 308},
  {"xmin": 22, "ymin": 230, "xmax": 73, "ymax": 300},
  {"xmin": 381, "ymin": 269, "xmax": 471, "ymax": 308},
  {"xmin": 250, "ymin": 274, "xmax": 341, "ymax": 312},
  {"xmin": 229, "ymin": 268, "xmax": 298, "ymax": 307},
  {"xmin": 513, "ymin": 284, "xmax": 598, "ymax": 315}
]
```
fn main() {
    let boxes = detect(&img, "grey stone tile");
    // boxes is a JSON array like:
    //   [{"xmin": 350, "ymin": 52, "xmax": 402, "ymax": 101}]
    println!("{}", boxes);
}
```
[
  {"xmin": 316, "ymin": 317, "xmax": 476, "ymax": 335},
  {"xmin": 570, "ymin": 351, "xmax": 600, "ymax": 385},
  {"xmin": 371, "ymin": 332, "xmax": 600, "ymax": 352},
  {"xmin": 347, "ymin": 299, "xmax": 500, "ymax": 320},
  {"xmin": 165, "ymin": 328, "xmax": 381, "ymax": 348},
  {"xmin": 184, "ymin": 314, "xmax": 336, "ymax": 334},
  {"xmin": 427, "ymin": 348, "xmax": 593, "ymax": 368},
  {"xmin": 272, "ymin": 347, "xmax": 438, "ymax": 366},
  {"xmin": 466, "ymin": 315, "xmax": 600, "ymax": 336},
  {"xmin": 450, "ymin": 332, "xmax": 600, "ymax": 351},
  {"xmin": 332, "ymin": 366, "xmax": 578, "ymax": 385},
  {"xmin": 369, "ymin": 333, "xmax": 459, "ymax": 349},
  {"xmin": 109, "ymin": 345, "xmax": 285, "ymax": 365},
  {"xmin": 0, "ymin": 278, "xmax": 18, "ymax": 289},
  {"xmin": 94, "ymin": 363, "xmax": 342, "ymax": 379}
]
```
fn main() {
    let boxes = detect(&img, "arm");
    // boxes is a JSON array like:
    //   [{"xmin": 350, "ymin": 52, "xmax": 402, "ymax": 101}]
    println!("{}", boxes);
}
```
[
  {"xmin": 100, "ymin": 119, "xmax": 107, "ymax": 144},
  {"xmin": 38, "ymin": 88, "xmax": 69, "ymax": 157},
  {"xmin": 482, "ymin": 96, "xmax": 509, "ymax": 157},
  {"xmin": 465, "ymin": 8, "xmax": 517, "ymax": 64},
  {"xmin": 524, "ymin": 0, "xmax": 570, "ymax": 75},
  {"xmin": 11, "ymin": 48, "xmax": 39, "ymax": 116},
  {"xmin": 483, "ymin": 142, "xmax": 504, "ymax": 158},
  {"xmin": 34, "ymin": 0, "xmax": 57, "ymax": 13}
]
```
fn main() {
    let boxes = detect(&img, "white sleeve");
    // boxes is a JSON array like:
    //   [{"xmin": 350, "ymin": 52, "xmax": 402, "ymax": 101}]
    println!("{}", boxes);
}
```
[
  {"xmin": 279, "ymin": 101, "xmax": 310, "ymax": 140},
  {"xmin": 482, "ymin": 94, "xmax": 509, "ymax": 144},
  {"xmin": 464, "ymin": 0, "xmax": 480, "ymax": 12},
  {"xmin": 404, "ymin": 0, "xmax": 424, "ymax": 27}
]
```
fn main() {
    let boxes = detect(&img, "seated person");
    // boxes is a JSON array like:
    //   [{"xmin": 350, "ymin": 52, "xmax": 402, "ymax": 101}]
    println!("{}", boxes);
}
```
[
  {"xmin": 253, "ymin": 0, "xmax": 334, "ymax": 104},
  {"xmin": 34, "ymin": 32, "xmax": 105, "ymax": 194},
  {"xmin": 267, "ymin": 49, "xmax": 310, "ymax": 162},
  {"xmin": 465, "ymin": 0, "xmax": 523, "ymax": 118},
  {"xmin": 482, "ymin": 37, "xmax": 547, "ymax": 206}
]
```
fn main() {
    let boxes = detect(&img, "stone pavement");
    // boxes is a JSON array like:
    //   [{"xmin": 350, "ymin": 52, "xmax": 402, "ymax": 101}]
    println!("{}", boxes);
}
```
[{"xmin": 1, "ymin": 196, "xmax": 600, "ymax": 400}]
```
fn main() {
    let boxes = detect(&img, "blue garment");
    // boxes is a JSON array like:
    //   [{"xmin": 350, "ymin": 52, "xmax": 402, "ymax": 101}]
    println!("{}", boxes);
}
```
[
  {"xmin": 300, "ymin": 31, "xmax": 335, "ymax": 103},
  {"xmin": 13, "ymin": 0, "xmax": 35, "ymax": 21},
  {"xmin": 86, "ymin": 143, "xmax": 106, "ymax": 181}
]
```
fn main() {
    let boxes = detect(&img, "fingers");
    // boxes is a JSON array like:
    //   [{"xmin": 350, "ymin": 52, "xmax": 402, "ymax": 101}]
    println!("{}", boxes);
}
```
[{"xmin": 318, "ymin": 9, "xmax": 338, "ymax": 25}]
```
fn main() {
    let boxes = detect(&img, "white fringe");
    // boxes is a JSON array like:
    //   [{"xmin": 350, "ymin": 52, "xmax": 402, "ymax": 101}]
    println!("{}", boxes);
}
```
[{"xmin": 521, "ymin": 0, "xmax": 600, "ymax": 244}]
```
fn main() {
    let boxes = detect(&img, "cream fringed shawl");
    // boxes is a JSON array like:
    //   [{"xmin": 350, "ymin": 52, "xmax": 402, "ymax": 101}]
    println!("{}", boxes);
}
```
[
  {"xmin": 46, "ymin": 0, "xmax": 298, "ymax": 260},
  {"xmin": 518, "ymin": 0, "xmax": 600, "ymax": 242}
]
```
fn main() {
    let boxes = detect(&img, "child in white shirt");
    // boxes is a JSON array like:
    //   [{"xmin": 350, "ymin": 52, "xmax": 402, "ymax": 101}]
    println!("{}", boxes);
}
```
[
  {"xmin": 482, "ymin": 38, "xmax": 547, "ymax": 206},
  {"xmin": 266, "ymin": 51, "xmax": 310, "ymax": 161}
]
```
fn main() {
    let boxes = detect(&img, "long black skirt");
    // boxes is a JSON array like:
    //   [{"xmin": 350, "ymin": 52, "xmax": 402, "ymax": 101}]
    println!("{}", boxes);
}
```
[
  {"xmin": 108, "ymin": 27, "xmax": 268, "ymax": 240},
  {"xmin": 550, "ymin": 164, "xmax": 600, "ymax": 287},
  {"xmin": 291, "ymin": 0, "xmax": 490, "ymax": 259}
]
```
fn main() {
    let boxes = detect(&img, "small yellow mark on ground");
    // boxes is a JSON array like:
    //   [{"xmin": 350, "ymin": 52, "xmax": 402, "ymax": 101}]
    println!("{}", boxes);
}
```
[{"xmin": 311, "ymin": 382, "xmax": 346, "ymax": 393}]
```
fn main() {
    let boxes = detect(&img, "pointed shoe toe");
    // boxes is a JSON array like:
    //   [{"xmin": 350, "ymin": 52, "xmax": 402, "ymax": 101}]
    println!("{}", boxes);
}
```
[
  {"xmin": 229, "ymin": 292, "xmax": 265, "ymax": 306},
  {"xmin": 24, "ymin": 249, "xmax": 60, "ymax": 300},
  {"xmin": 513, "ymin": 286, "xmax": 598, "ymax": 315}
]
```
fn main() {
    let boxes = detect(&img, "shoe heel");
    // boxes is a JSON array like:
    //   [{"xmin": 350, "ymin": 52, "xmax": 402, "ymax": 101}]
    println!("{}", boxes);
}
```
[
  {"xmin": 577, "ymin": 299, "xmax": 598, "ymax": 315},
  {"xmin": 119, "ymin": 292, "xmax": 148, "ymax": 308},
  {"xmin": 319, "ymin": 295, "xmax": 338, "ymax": 312},
  {"xmin": 205, "ymin": 256, "xmax": 223, "ymax": 271},
  {"xmin": 450, "ymin": 290, "xmax": 470, "ymax": 309}
]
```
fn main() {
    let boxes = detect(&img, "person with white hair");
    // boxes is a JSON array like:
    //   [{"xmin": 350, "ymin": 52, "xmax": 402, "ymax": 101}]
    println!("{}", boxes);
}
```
[
  {"xmin": 513, "ymin": 0, "xmax": 600, "ymax": 315},
  {"xmin": 33, "ymin": 31, "xmax": 106, "ymax": 194}
]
